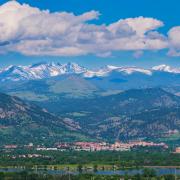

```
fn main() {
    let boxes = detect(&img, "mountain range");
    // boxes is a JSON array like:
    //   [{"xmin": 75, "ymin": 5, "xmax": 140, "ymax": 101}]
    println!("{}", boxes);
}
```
[
  {"xmin": 0, "ymin": 62, "xmax": 179, "ymax": 82},
  {"xmin": 0, "ymin": 62, "xmax": 179, "ymax": 101},
  {"xmin": 38, "ymin": 88, "xmax": 180, "ymax": 141},
  {"xmin": 0, "ymin": 62, "xmax": 179, "ymax": 145},
  {"xmin": 0, "ymin": 88, "xmax": 179, "ymax": 144}
]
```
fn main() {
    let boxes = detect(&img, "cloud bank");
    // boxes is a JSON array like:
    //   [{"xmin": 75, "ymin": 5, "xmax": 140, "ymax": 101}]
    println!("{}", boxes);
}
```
[{"xmin": 0, "ymin": 1, "xmax": 179, "ymax": 57}]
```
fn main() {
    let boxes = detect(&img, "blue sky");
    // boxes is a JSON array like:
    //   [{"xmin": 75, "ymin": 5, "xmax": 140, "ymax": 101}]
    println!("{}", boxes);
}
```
[{"xmin": 0, "ymin": 0, "xmax": 179, "ymax": 69}]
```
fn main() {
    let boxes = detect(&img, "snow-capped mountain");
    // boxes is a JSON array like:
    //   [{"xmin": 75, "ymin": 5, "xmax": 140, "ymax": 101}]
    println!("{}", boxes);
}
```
[
  {"xmin": 0, "ymin": 62, "xmax": 87, "ymax": 82},
  {"xmin": 84, "ymin": 65, "xmax": 152, "ymax": 77},
  {"xmin": 152, "ymin": 64, "xmax": 180, "ymax": 74},
  {"xmin": 0, "ymin": 62, "xmax": 179, "ymax": 82},
  {"xmin": 83, "ymin": 64, "xmax": 180, "ymax": 78}
]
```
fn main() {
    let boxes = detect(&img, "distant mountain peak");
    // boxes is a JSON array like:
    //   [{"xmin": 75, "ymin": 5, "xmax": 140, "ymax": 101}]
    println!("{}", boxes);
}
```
[
  {"xmin": 152, "ymin": 64, "xmax": 180, "ymax": 73},
  {"xmin": 0, "ymin": 62, "xmax": 88, "ymax": 82},
  {"xmin": 62, "ymin": 62, "xmax": 87, "ymax": 73},
  {"xmin": 103, "ymin": 65, "xmax": 152, "ymax": 75}
]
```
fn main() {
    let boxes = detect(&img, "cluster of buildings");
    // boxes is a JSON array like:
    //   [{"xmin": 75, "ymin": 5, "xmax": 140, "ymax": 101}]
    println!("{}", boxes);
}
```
[
  {"xmin": 174, "ymin": 147, "xmax": 180, "ymax": 154},
  {"xmin": 2, "ymin": 140, "xmax": 170, "ymax": 152},
  {"xmin": 53, "ymin": 140, "xmax": 168, "ymax": 152}
]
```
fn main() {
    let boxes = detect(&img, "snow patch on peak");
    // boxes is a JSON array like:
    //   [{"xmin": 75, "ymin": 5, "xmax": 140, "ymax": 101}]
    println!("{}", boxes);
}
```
[
  {"xmin": 84, "ymin": 65, "xmax": 152, "ymax": 78},
  {"xmin": 116, "ymin": 67, "xmax": 152, "ymax": 75},
  {"xmin": 105, "ymin": 65, "xmax": 152, "ymax": 75},
  {"xmin": 152, "ymin": 64, "xmax": 180, "ymax": 73},
  {"xmin": 62, "ymin": 62, "xmax": 87, "ymax": 74},
  {"xmin": 106, "ymin": 65, "xmax": 120, "ymax": 70}
]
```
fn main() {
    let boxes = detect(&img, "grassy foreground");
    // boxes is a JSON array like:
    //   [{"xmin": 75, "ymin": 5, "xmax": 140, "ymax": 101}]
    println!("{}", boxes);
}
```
[{"xmin": 0, "ymin": 171, "xmax": 179, "ymax": 180}]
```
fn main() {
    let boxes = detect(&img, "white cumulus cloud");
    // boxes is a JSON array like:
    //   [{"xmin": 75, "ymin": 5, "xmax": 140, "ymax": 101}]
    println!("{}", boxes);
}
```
[
  {"xmin": 0, "ymin": 1, "xmax": 178, "ymax": 57},
  {"xmin": 168, "ymin": 26, "xmax": 180, "ymax": 56}
]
